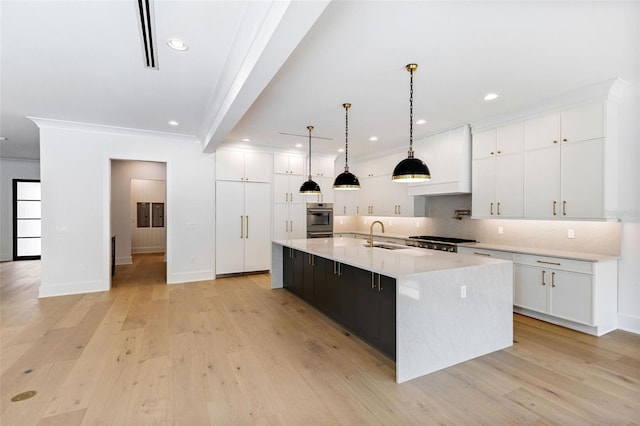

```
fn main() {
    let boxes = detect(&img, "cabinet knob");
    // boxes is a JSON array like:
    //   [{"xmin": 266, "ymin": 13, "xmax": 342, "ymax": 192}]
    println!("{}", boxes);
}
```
[
  {"xmin": 553, "ymin": 140, "xmax": 558, "ymax": 144},
  {"xmin": 497, "ymin": 150, "xmax": 501, "ymax": 154},
  {"xmin": 490, "ymin": 151, "xmax": 495, "ymax": 155},
  {"xmin": 563, "ymin": 138, "xmax": 568, "ymax": 142}
]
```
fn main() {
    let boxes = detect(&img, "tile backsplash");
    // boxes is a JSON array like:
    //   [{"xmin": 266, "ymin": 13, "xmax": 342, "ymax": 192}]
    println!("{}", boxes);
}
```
[{"xmin": 334, "ymin": 194, "xmax": 621, "ymax": 256}]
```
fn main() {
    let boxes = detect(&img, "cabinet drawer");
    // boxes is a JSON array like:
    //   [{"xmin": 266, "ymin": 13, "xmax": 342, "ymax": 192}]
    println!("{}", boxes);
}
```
[
  {"xmin": 458, "ymin": 247, "xmax": 513, "ymax": 261},
  {"xmin": 514, "ymin": 254, "xmax": 592, "ymax": 274}
]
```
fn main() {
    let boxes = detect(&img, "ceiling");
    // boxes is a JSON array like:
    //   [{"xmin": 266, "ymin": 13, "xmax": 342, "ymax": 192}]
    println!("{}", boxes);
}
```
[{"xmin": 1, "ymin": 1, "xmax": 638, "ymax": 161}]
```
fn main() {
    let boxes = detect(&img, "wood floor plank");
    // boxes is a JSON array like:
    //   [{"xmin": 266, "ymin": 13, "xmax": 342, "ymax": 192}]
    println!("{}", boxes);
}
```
[{"xmin": 1, "ymin": 254, "xmax": 638, "ymax": 425}]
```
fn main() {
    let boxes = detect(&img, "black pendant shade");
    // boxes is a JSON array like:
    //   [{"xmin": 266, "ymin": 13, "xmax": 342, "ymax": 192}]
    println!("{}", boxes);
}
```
[
  {"xmin": 333, "ymin": 102, "xmax": 361, "ymax": 190},
  {"xmin": 391, "ymin": 155, "xmax": 431, "ymax": 182},
  {"xmin": 333, "ymin": 169, "xmax": 361, "ymax": 189},
  {"xmin": 299, "ymin": 178, "xmax": 321, "ymax": 193},
  {"xmin": 300, "ymin": 125, "xmax": 321, "ymax": 194},
  {"xmin": 392, "ymin": 63, "xmax": 431, "ymax": 183}
]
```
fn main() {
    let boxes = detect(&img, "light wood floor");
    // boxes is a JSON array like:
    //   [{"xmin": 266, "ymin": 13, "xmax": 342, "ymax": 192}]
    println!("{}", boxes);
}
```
[{"xmin": 1, "ymin": 254, "xmax": 639, "ymax": 425}]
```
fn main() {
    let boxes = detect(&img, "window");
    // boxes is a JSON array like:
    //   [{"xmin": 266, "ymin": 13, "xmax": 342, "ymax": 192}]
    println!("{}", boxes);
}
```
[{"xmin": 13, "ymin": 179, "xmax": 41, "ymax": 260}]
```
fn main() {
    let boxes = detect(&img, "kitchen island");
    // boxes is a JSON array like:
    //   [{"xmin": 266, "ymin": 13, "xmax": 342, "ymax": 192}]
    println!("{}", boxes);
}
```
[{"xmin": 271, "ymin": 238, "xmax": 513, "ymax": 383}]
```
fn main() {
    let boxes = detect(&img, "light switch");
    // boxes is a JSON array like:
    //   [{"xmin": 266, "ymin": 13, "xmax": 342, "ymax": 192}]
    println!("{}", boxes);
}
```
[{"xmin": 568, "ymin": 229, "xmax": 575, "ymax": 239}]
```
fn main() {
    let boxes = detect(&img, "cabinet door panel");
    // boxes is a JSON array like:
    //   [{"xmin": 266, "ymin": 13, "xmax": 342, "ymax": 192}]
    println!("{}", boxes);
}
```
[
  {"xmin": 355, "ymin": 269, "xmax": 380, "ymax": 340},
  {"xmin": 303, "ymin": 253, "xmax": 315, "ymax": 302},
  {"xmin": 514, "ymin": 265, "xmax": 548, "ymax": 313},
  {"xmin": 471, "ymin": 157, "xmax": 496, "ymax": 217},
  {"xmin": 273, "ymin": 174, "xmax": 291, "ymax": 203},
  {"xmin": 525, "ymin": 112, "xmax": 560, "ymax": 150},
  {"xmin": 550, "ymin": 271, "xmax": 593, "ymax": 325},
  {"xmin": 562, "ymin": 139, "xmax": 604, "ymax": 219},
  {"xmin": 497, "ymin": 122, "xmax": 524, "ymax": 155},
  {"xmin": 561, "ymin": 101, "xmax": 604, "ymax": 143},
  {"xmin": 272, "ymin": 203, "xmax": 290, "ymax": 241},
  {"xmin": 472, "ymin": 128, "xmax": 497, "ymax": 159},
  {"xmin": 288, "ymin": 203, "xmax": 307, "ymax": 239},
  {"xmin": 496, "ymin": 153, "xmax": 523, "ymax": 217},
  {"xmin": 243, "ymin": 183, "xmax": 271, "ymax": 272},
  {"xmin": 216, "ymin": 151, "xmax": 245, "ymax": 181},
  {"xmin": 288, "ymin": 156, "xmax": 305, "ymax": 175},
  {"xmin": 215, "ymin": 181, "xmax": 245, "ymax": 274},
  {"xmin": 379, "ymin": 275, "xmax": 396, "ymax": 359},
  {"xmin": 244, "ymin": 151, "xmax": 272, "ymax": 182},
  {"xmin": 524, "ymin": 147, "xmax": 560, "ymax": 219}
]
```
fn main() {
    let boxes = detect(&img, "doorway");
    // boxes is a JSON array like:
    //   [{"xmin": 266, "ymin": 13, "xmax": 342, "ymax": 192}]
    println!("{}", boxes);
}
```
[{"xmin": 110, "ymin": 160, "xmax": 166, "ymax": 287}]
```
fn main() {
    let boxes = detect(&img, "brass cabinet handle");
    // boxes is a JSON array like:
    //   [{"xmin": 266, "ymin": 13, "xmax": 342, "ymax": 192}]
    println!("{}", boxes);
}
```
[
  {"xmin": 343, "ymin": 206, "xmax": 346, "ymax": 214},
  {"xmin": 551, "ymin": 271, "xmax": 556, "ymax": 288},
  {"xmin": 357, "ymin": 206, "xmax": 359, "ymax": 214},
  {"xmin": 497, "ymin": 202, "xmax": 501, "ymax": 215},
  {"xmin": 473, "ymin": 252, "xmax": 491, "ymax": 256},
  {"xmin": 240, "ymin": 216, "xmax": 244, "ymax": 239},
  {"xmin": 490, "ymin": 202, "xmax": 494, "ymax": 215},
  {"xmin": 290, "ymin": 220, "xmax": 293, "ymax": 233},
  {"xmin": 285, "ymin": 192, "xmax": 288, "ymax": 202},
  {"xmin": 553, "ymin": 201, "xmax": 557, "ymax": 216},
  {"xmin": 398, "ymin": 205, "xmax": 401, "ymax": 215},
  {"xmin": 371, "ymin": 273, "xmax": 375, "ymax": 289},
  {"xmin": 537, "ymin": 260, "xmax": 561, "ymax": 266},
  {"xmin": 378, "ymin": 274, "xmax": 382, "ymax": 292},
  {"xmin": 333, "ymin": 261, "xmax": 337, "ymax": 275},
  {"xmin": 541, "ymin": 270, "xmax": 546, "ymax": 286},
  {"xmin": 563, "ymin": 200, "xmax": 567, "ymax": 216}
]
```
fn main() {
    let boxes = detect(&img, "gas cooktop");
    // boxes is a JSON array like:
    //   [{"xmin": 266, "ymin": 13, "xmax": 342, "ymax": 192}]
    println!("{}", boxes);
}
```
[{"xmin": 408, "ymin": 236, "xmax": 476, "ymax": 244}]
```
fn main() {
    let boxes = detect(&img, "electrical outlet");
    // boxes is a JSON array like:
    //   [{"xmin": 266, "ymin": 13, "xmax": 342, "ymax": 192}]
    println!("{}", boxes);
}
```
[
  {"xmin": 416, "ymin": 222, "xmax": 420, "ymax": 228},
  {"xmin": 460, "ymin": 285, "xmax": 467, "ymax": 299},
  {"xmin": 389, "ymin": 220, "xmax": 393, "ymax": 226},
  {"xmin": 568, "ymin": 229, "xmax": 575, "ymax": 239},
  {"xmin": 498, "ymin": 226, "xmax": 504, "ymax": 235}
]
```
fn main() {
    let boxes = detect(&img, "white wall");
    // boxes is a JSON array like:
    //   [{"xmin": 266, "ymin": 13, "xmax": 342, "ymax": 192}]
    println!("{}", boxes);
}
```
[
  {"xmin": 110, "ymin": 160, "xmax": 166, "ymax": 264},
  {"xmin": 34, "ymin": 120, "xmax": 215, "ymax": 297},
  {"xmin": 0, "ymin": 158, "xmax": 40, "ymax": 261}
]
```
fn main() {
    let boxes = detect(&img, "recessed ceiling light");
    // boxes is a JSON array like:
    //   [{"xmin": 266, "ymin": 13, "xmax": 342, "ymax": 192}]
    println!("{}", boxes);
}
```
[
  {"xmin": 295, "ymin": 143, "xmax": 303, "ymax": 148},
  {"xmin": 369, "ymin": 136, "xmax": 378, "ymax": 142},
  {"xmin": 483, "ymin": 93, "xmax": 499, "ymax": 101},
  {"xmin": 416, "ymin": 119, "xmax": 426, "ymax": 125},
  {"xmin": 168, "ymin": 120, "xmax": 179, "ymax": 126},
  {"xmin": 338, "ymin": 148, "xmax": 345, "ymax": 153},
  {"xmin": 241, "ymin": 138, "xmax": 251, "ymax": 142},
  {"xmin": 167, "ymin": 39, "xmax": 188, "ymax": 51},
  {"xmin": 0, "ymin": 136, "xmax": 7, "ymax": 141}
]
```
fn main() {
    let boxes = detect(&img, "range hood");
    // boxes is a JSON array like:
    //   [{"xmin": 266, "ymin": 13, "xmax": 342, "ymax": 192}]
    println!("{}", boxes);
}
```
[{"xmin": 408, "ymin": 124, "xmax": 471, "ymax": 196}]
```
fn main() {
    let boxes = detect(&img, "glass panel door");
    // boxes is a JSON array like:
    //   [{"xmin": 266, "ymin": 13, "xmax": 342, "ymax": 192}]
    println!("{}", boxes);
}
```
[{"xmin": 13, "ymin": 179, "xmax": 41, "ymax": 260}]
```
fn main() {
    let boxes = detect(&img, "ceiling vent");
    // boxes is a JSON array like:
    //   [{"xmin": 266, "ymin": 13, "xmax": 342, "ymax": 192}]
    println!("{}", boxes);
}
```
[{"xmin": 136, "ymin": 0, "xmax": 158, "ymax": 69}]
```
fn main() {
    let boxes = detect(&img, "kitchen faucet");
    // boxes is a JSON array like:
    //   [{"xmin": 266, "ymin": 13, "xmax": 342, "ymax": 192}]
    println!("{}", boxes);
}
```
[{"xmin": 368, "ymin": 220, "xmax": 385, "ymax": 247}]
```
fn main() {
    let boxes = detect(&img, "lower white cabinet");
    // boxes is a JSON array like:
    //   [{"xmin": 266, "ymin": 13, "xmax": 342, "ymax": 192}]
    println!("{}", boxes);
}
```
[
  {"xmin": 216, "ymin": 181, "xmax": 271, "ymax": 274},
  {"xmin": 458, "ymin": 247, "xmax": 618, "ymax": 336},
  {"xmin": 513, "ymin": 253, "xmax": 617, "ymax": 336}
]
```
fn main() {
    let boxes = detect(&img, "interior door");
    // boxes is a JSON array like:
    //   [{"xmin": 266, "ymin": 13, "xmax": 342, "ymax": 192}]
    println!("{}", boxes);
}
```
[
  {"xmin": 215, "ymin": 181, "xmax": 245, "ymax": 274},
  {"xmin": 13, "ymin": 179, "xmax": 41, "ymax": 260}
]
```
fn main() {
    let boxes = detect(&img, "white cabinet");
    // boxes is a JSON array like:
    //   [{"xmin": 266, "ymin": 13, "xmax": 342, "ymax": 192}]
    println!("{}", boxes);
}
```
[
  {"xmin": 523, "ymin": 100, "xmax": 612, "ymax": 219},
  {"xmin": 216, "ymin": 181, "xmax": 271, "ymax": 274},
  {"xmin": 274, "ymin": 154, "xmax": 304, "ymax": 175},
  {"xmin": 304, "ymin": 176, "xmax": 334, "ymax": 204},
  {"xmin": 409, "ymin": 124, "xmax": 471, "ymax": 195},
  {"xmin": 334, "ymin": 190, "xmax": 356, "ymax": 215},
  {"xmin": 273, "ymin": 203, "xmax": 306, "ymax": 240},
  {"xmin": 310, "ymin": 156, "xmax": 335, "ymax": 178},
  {"xmin": 513, "ymin": 253, "xmax": 618, "ymax": 336},
  {"xmin": 471, "ymin": 123, "xmax": 524, "ymax": 218},
  {"xmin": 216, "ymin": 150, "xmax": 272, "ymax": 182},
  {"xmin": 273, "ymin": 174, "xmax": 305, "ymax": 204}
]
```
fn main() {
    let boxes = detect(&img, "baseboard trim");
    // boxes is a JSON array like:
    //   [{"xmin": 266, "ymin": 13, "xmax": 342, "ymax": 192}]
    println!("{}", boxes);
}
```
[
  {"xmin": 116, "ymin": 256, "xmax": 132, "ymax": 265},
  {"xmin": 39, "ymin": 280, "xmax": 108, "ymax": 298},
  {"xmin": 132, "ymin": 247, "xmax": 166, "ymax": 254},
  {"xmin": 617, "ymin": 314, "xmax": 640, "ymax": 335},
  {"xmin": 167, "ymin": 269, "xmax": 214, "ymax": 285},
  {"xmin": 0, "ymin": 253, "xmax": 11, "ymax": 262}
]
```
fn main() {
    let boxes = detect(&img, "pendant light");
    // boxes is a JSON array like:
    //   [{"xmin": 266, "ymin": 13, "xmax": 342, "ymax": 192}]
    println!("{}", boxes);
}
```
[
  {"xmin": 333, "ymin": 103, "xmax": 361, "ymax": 190},
  {"xmin": 392, "ymin": 63, "xmax": 431, "ymax": 183},
  {"xmin": 299, "ymin": 125, "xmax": 321, "ymax": 194}
]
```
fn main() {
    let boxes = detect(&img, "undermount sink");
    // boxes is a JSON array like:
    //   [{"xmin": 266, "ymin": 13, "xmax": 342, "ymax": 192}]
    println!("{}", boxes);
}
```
[{"xmin": 364, "ymin": 243, "xmax": 409, "ymax": 250}]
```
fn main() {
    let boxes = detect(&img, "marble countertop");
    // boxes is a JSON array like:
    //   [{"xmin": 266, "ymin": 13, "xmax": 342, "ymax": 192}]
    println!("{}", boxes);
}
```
[
  {"xmin": 273, "ymin": 238, "xmax": 506, "ymax": 278},
  {"xmin": 458, "ymin": 242, "xmax": 619, "ymax": 262}
]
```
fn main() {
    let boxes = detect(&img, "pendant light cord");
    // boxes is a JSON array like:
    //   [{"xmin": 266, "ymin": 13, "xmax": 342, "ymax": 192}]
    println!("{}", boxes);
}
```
[
  {"xmin": 307, "ymin": 125, "xmax": 313, "ymax": 180},
  {"xmin": 344, "ymin": 103, "xmax": 350, "ymax": 172},
  {"xmin": 409, "ymin": 66, "xmax": 414, "ymax": 156}
]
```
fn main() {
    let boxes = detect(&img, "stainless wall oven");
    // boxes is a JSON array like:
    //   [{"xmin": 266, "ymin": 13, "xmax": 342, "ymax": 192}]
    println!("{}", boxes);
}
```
[{"xmin": 306, "ymin": 203, "xmax": 333, "ymax": 238}]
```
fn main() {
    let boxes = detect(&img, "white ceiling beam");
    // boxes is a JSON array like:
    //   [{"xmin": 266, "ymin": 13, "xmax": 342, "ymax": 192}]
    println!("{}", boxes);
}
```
[{"xmin": 199, "ymin": 0, "xmax": 329, "ymax": 153}]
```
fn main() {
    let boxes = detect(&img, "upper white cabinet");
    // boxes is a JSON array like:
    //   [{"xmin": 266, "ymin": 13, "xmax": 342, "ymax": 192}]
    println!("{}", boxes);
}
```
[
  {"xmin": 310, "ymin": 157, "xmax": 335, "ymax": 178},
  {"xmin": 523, "ymin": 100, "xmax": 613, "ymax": 219},
  {"xmin": 471, "ymin": 122, "xmax": 524, "ymax": 218},
  {"xmin": 273, "ymin": 174, "xmax": 305, "ymax": 204},
  {"xmin": 216, "ymin": 150, "xmax": 272, "ymax": 182},
  {"xmin": 274, "ymin": 154, "xmax": 304, "ymax": 175},
  {"xmin": 409, "ymin": 124, "xmax": 472, "ymax": 196},
  {"xmin": 334, "ymin": 190, "xmax": 356, "ymax": 215}
]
